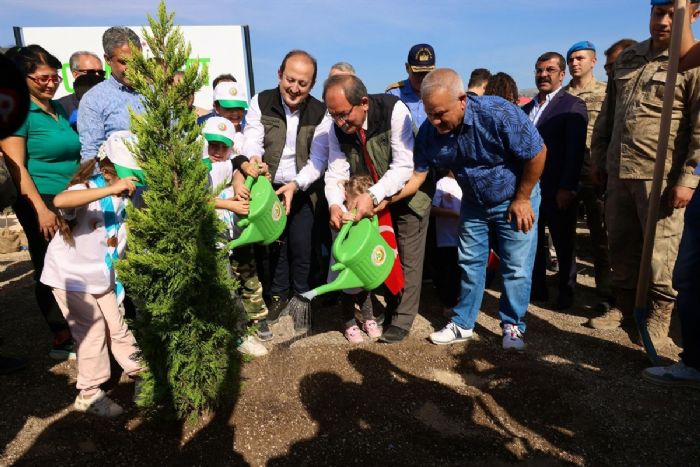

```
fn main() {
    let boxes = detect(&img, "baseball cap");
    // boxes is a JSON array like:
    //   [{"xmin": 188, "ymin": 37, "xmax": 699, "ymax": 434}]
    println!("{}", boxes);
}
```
[
  {"xmin": 407, "ymin": 44, "xmax": 435, "ymax": 73},
  {"xmin": 567, "ymin": 41, "xmax": 596, "ymax": 60},
  {"xmin": 213, "ymin": 81, "xmax": 249, "ymax": 109},
  {"xmin": 97, "ymin": 131, "xmax": 146, "ymax": 186},
  {"xmin": 202, "ymin": 116, "xmax": 236, "ymax": 147}
]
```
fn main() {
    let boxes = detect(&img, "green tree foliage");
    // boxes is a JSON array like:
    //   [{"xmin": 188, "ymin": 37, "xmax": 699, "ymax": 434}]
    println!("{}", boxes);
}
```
[{"xmin": 118, "ymin": 1, "xmax": 241, "ymax": 420}]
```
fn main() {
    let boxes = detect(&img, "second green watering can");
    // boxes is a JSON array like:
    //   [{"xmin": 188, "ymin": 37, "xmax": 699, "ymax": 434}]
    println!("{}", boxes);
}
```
[
  {"xmin": 228, "ymin": 176, "xmax": 287, "ymax": 249},
  {"xmin": 300, "ymin": 216, "xmax": 394, "ymax": 300}
]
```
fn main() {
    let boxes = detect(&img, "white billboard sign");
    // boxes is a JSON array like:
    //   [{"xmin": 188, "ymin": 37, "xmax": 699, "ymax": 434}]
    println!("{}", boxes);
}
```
[{"xmin": 16, "ymin": 25, "xmax": 254, "ymax": 111}]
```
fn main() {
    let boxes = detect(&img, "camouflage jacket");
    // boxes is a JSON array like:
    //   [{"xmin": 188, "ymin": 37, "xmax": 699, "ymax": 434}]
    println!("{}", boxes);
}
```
[{"xmin": 591, "ymin": 39, "xmax": 700, "ymax": 188}]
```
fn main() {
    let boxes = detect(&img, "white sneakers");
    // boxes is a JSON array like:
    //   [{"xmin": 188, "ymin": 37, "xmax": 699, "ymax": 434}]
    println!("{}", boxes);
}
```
[
  {"xmin": 430, "ymin": 322, "xmax": 473, "ymax": 345},
  {"xmin": 502, "ymin": 323, "xmax": 525, "ymax": 351},
  {"xmin": 74, "ymin": 389, "xmax": 124, "ymax": 417},
  {"xmin": 642, "ymin": 361, "xmax": 700, "ymax": 389},
  {"xmin": 237, "ymin": 335, "xmax": 269, "ymax": 357},
  {"xmin": 430, "ymin": 321, "xmax": 526, "ymax": 352}
]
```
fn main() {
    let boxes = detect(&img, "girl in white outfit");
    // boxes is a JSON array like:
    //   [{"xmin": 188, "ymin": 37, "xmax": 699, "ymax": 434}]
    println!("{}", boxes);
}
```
[{"xmin": 40, "ymin": 149, "xmax": 141, "ymax": 417}]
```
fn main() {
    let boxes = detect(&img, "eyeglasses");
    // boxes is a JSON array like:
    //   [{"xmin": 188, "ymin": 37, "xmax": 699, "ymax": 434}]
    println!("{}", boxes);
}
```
[
  {"xmin": 27, "ymin": 74, "xmax": 63, "ymax": 85},
  {"xmin": 329, "ymin": 105, "xmax": 356, "ymax": 122},
  {"xmin": 535, "ymin": 67, "xmax": 562, "ymax": 76},
  {"xmin": 76, "ymin": 69, "xmax": 106, "ymax": 77}
]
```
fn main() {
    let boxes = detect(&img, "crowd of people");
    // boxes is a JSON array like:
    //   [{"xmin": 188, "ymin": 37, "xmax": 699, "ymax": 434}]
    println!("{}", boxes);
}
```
[{"xmin": 1, "ymin": 0, "xmax": 700, "ymax": 418}]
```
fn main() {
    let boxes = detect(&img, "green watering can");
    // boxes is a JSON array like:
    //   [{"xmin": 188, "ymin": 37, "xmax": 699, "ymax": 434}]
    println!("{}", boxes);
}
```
[
  {"xmin": 300, "ymin": 216, "xmax": 394, "ymax": 300},
  {"xmin": 228, "ymin": 176, "xmax": 287, "ymax": 249}
]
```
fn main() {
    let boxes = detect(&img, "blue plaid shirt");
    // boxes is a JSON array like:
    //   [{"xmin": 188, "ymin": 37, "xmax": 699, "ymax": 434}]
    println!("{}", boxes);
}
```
[
  {"xmin": 415, "ymin": 94, "xmax": 544, "ymax": 207},
  {"xmin": 77, "ymin": 76, "xmax": 145, "ymax": 161}
]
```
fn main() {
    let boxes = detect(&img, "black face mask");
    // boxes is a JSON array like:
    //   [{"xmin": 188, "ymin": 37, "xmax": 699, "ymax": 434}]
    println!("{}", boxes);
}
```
[{"xmin": 0, "ymin": 53, "xmax": 30, "ymax": 139}]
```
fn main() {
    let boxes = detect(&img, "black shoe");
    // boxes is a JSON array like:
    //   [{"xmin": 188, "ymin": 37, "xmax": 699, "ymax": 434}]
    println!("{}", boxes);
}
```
[
  {"xmin": 378, "ymin": 325, "xmax": 409, "ymax": 343},
  {"xmin": 255, "ymin": 319, "xmax": 273, "ymax": 342},
  {"xmin": 554, "ymin": 293, "xmax": 574, "ymax": 310},
  {"xmin": 0, "ymin": 355, "xmax": 28, "ymax": 375},
  {"xmin": 267, "ymin": 295, "xmax": 289, "ymax": 324}
]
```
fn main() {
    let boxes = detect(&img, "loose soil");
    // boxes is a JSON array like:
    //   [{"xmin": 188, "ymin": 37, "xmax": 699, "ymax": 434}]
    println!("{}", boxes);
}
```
[{"xmin": 1, "ymin": 232, "xmax": 699, "ymax": 466}]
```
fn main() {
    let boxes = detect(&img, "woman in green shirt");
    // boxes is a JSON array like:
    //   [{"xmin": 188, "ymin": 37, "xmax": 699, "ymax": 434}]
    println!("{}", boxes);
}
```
[{"xmin": 1, "ymin": 45, "xmax": 81, "ymax": 359}]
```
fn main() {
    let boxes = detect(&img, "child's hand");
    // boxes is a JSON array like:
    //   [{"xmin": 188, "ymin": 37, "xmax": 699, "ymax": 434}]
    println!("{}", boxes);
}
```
[
  {"xmin": 233, "ymin": 178, "xmax": 250, "ymax": 200},
  {"xmin": 223, "ymin": 199, "xmax": 249, "ymax": 215},
  {"xmin": 111, "ymin": 176, "xmax": 139, "ymax": 197},
  {"xmin": 341, "ymin": 210, "xmax": 356, "ymax": 223}
]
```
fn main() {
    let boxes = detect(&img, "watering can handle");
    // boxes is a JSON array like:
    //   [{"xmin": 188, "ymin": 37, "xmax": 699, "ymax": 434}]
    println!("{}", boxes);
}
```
[
  {"xmin": 244, "ymin": 176, "xmax": 255, "ymax": 190},
  {"xmin": 333, "ymin": 218, "xmax": 354, "ymax": 260}
]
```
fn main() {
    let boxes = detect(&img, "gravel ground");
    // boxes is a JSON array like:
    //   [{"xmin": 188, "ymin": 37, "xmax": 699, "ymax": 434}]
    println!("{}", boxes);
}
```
[{"xmin": 1, "ymin": 238, "xmax": 699, "ymax": 466}]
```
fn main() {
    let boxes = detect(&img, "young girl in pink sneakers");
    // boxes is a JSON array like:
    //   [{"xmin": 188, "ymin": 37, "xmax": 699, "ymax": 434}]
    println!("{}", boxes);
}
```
[
  {"xmin": 40, "ymin": 147, "xmax": 141, "ymax": 417},
  {"xmin": 337, "ymin": 176, "xmax": 387, "ymax": 343}
]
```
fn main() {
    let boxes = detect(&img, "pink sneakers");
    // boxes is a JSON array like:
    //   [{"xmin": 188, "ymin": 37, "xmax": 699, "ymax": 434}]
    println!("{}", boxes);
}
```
[
  {"xmin": 344, "ymin": 325, "xmax": 364, "ymax": 343},
  {"xmin": 363, "ymin": 320, "xmax": 382, "ymax": 338},
  {"xmin": 344, "ymin": 320, "xmax": 383, "ymax": 343}
]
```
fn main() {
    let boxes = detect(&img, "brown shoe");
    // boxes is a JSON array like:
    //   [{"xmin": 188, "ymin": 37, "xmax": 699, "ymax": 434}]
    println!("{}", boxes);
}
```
[
  {"xmin": 647, "ymin": 298, "xmax": 674, "ymax": 350},
  {"xmin": 588, "ymin": 308, "xmax": 625, "ymax": 330},
  {"xmin": 588, "ymin": 289, "xmax": 634, "ymax": 330}
]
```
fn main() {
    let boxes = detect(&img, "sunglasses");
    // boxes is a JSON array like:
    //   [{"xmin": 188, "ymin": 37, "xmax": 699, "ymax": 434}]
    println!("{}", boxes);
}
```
[
  {"xmin": 27, "ymin": 74, "xmax": 62, "ymax": 85},
  {"xmin": 76, "ymin": 69, "xmax": 106, "ymax": 77}
]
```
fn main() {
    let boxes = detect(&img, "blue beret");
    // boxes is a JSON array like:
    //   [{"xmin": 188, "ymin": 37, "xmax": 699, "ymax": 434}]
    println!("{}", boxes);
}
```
[
  {"xmin": 651, "ymin": 0, "xmax": 699, "ymax": 4},
  {"xmin": 567, "ymin": 41, "xmax": 596, "ymax": 59}
]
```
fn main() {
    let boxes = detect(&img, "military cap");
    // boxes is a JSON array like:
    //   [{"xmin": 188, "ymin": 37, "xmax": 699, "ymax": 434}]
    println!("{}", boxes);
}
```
[
  {"xmin": 567, "ymin": 41, "xmax": 596, "ymax": 60},
  {"xmin": 407, "ymin": 44, "xmax": 435, "ymax": 73}
]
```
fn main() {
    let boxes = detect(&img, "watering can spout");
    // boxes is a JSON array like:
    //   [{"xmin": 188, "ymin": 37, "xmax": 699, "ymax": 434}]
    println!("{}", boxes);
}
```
[
  {"xmin": 228, "ymin": 226, "xmax": 263, "ymax": 250},
  {"xmin": 306, "ymin": 268, "xmax": 363, "ymax": 299}
]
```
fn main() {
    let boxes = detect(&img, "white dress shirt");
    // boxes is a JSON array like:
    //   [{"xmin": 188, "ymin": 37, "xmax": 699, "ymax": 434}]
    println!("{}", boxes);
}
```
[
  {"xmin": 325, "ymin": 99, "xmax": 414, "ymax": 208},
  {"xmin": 294, "ymin": 113, "xmax": 333, "ymax": 191},
  {"xmin": 528, "ymin": 86, "xmax": 562, "ymax": 126},
  {"xmin": 242, "ymin": 94, "xmax": 300, "ymax": 184}
]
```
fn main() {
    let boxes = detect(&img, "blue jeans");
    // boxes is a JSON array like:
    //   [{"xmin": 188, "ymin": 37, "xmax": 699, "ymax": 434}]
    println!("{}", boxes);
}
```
[
  {"xmin": 452, "ymin": 186, "xmax": 540, "ymax": 333},
  {"xmin": 673, "ymin": 189, "xmax": 700, "ymax": 370}
]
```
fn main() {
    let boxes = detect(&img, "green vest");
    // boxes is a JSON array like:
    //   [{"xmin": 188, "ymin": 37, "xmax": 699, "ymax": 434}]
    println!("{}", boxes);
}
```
[
  {"xmin": 334, "ymin": 94, "xmax": 433, "ymax": 217},
  {"xmin": 257, "ymin": 87, "xmax": 326, "ymax": 188}
]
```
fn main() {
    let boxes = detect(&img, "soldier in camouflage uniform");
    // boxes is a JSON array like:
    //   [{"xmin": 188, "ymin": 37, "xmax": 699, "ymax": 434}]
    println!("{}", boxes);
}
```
[
  {"xmin": 562, "ymin": 41, "xmax": 613, "ymax": 302},
  {"xmin": 590, "ymin": 0, "xmax": 700, "ymax": 349}
]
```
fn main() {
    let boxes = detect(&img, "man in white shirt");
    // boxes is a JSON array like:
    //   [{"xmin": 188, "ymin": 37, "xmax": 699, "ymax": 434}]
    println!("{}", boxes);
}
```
[
  {"xmin": 521, "ymin": 52, "xmax": 588, "ymax": 310},
  {"xmin": 323, "ymin": 74, "xmax": 431, "ymax": 343},
  {"xmin": 241, "ymin": 50, "xmax": 326, "ymax": 320}
]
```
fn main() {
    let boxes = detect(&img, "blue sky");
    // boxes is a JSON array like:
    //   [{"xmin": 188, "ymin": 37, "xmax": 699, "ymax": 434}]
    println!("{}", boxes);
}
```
[{"xmin": 0, "ymin": 0, "xmax": 686, "ymax": 97}]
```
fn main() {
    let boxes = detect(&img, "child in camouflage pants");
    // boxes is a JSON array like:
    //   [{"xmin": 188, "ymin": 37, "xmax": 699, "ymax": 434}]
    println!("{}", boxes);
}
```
[{"xmin": 202, "ymin": 117, "xmax": 270, "ymax": 356}]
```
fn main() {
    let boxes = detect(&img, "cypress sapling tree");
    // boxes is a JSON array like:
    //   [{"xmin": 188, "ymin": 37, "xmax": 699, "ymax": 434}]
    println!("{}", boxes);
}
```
[{"xmin": 118, "ymin": 0, "xmax": 241, "ymax": 420}]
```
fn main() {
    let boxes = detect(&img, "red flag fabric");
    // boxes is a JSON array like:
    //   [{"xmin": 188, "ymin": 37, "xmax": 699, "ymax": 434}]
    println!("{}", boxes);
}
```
[{"xmin": 357, "ymin": 128, "xmax": 404, "ymax": 295}]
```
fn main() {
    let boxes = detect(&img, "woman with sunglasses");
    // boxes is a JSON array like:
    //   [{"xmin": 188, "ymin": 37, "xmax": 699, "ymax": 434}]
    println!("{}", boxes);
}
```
[{"xmin": 1, "ymin": 45, "xmax": 81, "ymax": 360}]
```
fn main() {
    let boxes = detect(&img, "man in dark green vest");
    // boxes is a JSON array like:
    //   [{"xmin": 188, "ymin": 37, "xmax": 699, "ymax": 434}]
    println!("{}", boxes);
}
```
[
  {"xmin": 241, "ymin": 50, "xmax": 326, "ymax": 320},
  {"xmin": 323, "ymin": 74, "xmax": 432, "ymax": 343}
]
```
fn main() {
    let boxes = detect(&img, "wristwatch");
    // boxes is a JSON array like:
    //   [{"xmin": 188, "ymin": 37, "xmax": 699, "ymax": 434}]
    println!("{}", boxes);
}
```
[{"xmin": 369, "ymin": 191, "xmax": 379, "ymax": 207}]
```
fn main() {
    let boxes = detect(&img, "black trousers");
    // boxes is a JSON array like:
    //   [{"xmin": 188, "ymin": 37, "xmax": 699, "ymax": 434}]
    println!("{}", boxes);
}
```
[
  {"xmin": 532, "ymin": 196, "xmax": 578, "ymax": 301},
  {"xmin": 267, "ymin": 189, "xmax": 314, "ymax": 296},
  {"xmin": 12, "ymin": 194, "xmax": 69, "ymax": 334}
]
